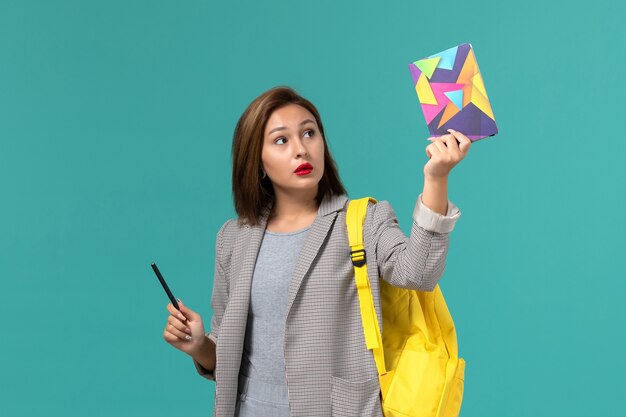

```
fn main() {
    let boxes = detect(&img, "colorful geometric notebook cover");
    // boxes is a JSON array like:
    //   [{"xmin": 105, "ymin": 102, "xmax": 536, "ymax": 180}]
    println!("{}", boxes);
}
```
[{"xmin": 409, "ymin": 43, "xmax": 498, "ymax": 141}]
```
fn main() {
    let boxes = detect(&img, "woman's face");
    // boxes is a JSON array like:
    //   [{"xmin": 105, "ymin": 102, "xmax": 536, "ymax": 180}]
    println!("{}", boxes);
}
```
[{"xmin": 261, "ymin": 104, "xmax": 325, "ymax": 198}]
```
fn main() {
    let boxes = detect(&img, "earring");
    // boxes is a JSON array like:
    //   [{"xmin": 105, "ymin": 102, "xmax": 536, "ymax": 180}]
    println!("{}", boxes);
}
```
[{"xmin": 260, "ymin": 169, "xmax": 267, "ymax": 179}]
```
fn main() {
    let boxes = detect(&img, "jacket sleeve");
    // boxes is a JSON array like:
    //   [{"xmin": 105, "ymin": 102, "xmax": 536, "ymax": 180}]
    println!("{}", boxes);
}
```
[
  {"xmin": 192, "ymin": 220, "xmax": 232, "ymax": 380},
  {"xmin": 366, "ymin": 193, "xmax": 461, "ymax": 291}
]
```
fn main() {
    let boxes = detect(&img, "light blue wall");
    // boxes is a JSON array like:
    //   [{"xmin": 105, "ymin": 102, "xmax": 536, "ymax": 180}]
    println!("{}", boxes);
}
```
[{"xmin": 1, "ymin": 0, "xmax": 624, "ymax": 416}]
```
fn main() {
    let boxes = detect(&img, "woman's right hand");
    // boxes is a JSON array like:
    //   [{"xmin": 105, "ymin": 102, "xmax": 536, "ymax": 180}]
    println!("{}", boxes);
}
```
[{"xmin": 163, "ymin": 300, "xmax": 207, "ymax": 357}]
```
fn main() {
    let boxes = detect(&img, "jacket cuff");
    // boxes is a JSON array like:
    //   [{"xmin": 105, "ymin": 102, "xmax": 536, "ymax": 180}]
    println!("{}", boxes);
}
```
[{"xmin": 412, "ymin": 193, "xmax": 461, "ymax": 233}]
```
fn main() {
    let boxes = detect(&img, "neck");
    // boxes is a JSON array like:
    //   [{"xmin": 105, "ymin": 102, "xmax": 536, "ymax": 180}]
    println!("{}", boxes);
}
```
[{"xmin": 269, "ymin": 187, "xmax": 319, "ymax": 221}]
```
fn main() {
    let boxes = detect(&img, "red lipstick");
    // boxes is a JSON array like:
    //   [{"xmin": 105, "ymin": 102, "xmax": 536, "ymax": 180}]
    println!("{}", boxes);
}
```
[{"xmin": 294, "ymin": 163, "xmax": 313, "ymax": 176}]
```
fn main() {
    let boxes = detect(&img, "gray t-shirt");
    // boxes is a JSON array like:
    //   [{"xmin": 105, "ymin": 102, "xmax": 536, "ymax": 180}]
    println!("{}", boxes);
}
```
[{"xmin": 240, "ymin": 225, "xmax": 311, "ymax": 385}]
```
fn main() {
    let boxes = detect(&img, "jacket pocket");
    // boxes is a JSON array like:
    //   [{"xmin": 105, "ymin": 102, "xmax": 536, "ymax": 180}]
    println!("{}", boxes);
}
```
[{"xmin": 330, "ymin": 375, "xmax": 382, "ymax": 417}]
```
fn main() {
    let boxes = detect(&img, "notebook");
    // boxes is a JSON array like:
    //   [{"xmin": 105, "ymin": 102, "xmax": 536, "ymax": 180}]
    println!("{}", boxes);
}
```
[{"xmin": 408, "ymin": 43, "xmax": 498, "ymax": 141}]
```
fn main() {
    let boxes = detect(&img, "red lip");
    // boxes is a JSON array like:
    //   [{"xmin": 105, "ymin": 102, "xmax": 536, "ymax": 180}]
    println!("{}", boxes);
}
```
[{"xmin": 294, "ymin": 163, "xmax": 313, "ymax": 174}]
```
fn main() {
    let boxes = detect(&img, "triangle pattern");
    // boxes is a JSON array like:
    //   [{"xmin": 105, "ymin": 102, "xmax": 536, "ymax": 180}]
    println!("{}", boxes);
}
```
[
  {"xmin": 444, "ymin": 90, "xmax": 463, "ymax": 111},
  {"xmin": 429, "ymin": 46, "xmax": 458, "ymax": 71},
  {"xmin": 409, "ymin": 64, "xmax": 422, "ymax": 85},
  {"xmin": 471, "ymin": 72, "xmax": 487, "ymax": 97},
  {"xmin": 410, "ymin": 43, "xmax": 498, "ymax": 139},
  {"xmin": 414, "ymin": 57, "xmax": 441, "ymax": 79},
  {"xmin": 437, "ymin": 102, "xmax": 461, "ymax": 128},
  {"xmin": 416, "ymin": 73, "xmax": 437, "ymax": 105}
]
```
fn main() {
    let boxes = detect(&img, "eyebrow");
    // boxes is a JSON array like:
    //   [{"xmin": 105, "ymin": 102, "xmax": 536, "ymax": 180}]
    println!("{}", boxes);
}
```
[{"xmin": 267, "ymin": 119, "xmax": 316, "ymax": 135}]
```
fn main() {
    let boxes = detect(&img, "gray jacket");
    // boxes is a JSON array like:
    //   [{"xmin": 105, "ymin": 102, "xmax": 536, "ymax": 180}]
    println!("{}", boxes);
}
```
[{"xmin": 194, "ymin": 193, "xmax": 460, "ymax": 417}]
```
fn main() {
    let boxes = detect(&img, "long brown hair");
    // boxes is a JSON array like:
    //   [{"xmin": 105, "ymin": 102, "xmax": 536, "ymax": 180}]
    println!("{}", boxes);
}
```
[{"xmin": 231, "ymin": 86, "xmax": 346, "ymax": 226}]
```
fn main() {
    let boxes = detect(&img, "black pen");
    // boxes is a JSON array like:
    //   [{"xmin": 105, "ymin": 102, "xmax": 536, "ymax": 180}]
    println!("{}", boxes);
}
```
[{"xmin": 151, "ymin": 262, "xmax": 180, "ymax": 311}]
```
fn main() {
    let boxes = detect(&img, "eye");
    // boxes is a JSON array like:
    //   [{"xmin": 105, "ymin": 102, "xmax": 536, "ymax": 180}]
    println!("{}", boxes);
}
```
[
  {"xmin": 304, "ymin": 129, "xmax": 315, "ymax": 138},
  {"xmin": 274, "ymin": 137, "xmax": 287, "ymax": 145}
]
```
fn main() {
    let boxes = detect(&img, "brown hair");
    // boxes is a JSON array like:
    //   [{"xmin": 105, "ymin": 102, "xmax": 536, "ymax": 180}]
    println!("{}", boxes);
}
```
[{"xmin": 231, "ymin": 86, "xmax": 346, "ymax": 225}]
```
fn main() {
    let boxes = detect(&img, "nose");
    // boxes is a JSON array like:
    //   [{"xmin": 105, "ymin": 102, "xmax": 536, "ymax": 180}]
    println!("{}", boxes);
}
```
[{"xmin": 294, "ymin": 138, "xmax": 308, "ymax": 158}]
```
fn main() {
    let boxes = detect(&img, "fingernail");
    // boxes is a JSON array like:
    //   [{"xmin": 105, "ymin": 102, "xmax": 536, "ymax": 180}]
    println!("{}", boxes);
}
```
[
  {"xmin": 177, "ymin": 298, "xmax": 183, "ymax": 304},
  {"xmin": 185, "ymin": 335, "xmax": 192, "ymax": 341},
  {"xmin": 178, "ymin": 314, "xmax": 186, "ymax": 321},
  {"xmin": 186, "ymin": 327, "xmax": 191, "ymax": 334},
  {"xmin": 447, "ymin": 128, "xmax": 456, "ymax": 132}
]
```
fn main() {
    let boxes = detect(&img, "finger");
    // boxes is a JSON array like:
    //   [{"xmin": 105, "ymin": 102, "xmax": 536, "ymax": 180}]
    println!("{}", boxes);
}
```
[
  {"xmin": 163, "ymin": 328, "xmax": 191, "ymax": 344},
  {"xmin": 432, "ymin": 139, "xmax": 449, "ymax": 156},
  {"xmin": 428, "ymin": 134, "xmax": 448, "ymax": 142},
  {"xmin": 429, "ymin": 136, "xmax": 450, "ymax": 152},
  {"xmin": 163, "ymin": 331, "xmax": 182, "ymax": 344},
  {"xmin": 426, "ymin": 134, "xmax": 451, "ymax": 158},
  {"xmin": 177, "ymin": 300, "xmax": 196, "ymax": 320},
  {"xmin": 446, "ymin": 128, "xmax": 468, "ymax": 141},
  {"xmin": 430, "ymin": 134, "xmax": 455, "ymax": 145},
  {"xmin": 165, "ymin": 323, "xmax": 192, "ymax": 341},
  {"xmin": 166, "ymin": 303, "xmax": 187, "ymax": 322},
  {"xmin": 168, "ymin": 315, "xmax": 192, "ymax": 334},
  {"xmin": 447, "ymin": 129, "xmax": 472, "ymax": 154},
  {"xmin": 443, "ymin": 133, "xmax": 461, "ymax": 157},
  {"xmin": 426, "ymin": 142, "xmax": 440, "ymax": 158}
]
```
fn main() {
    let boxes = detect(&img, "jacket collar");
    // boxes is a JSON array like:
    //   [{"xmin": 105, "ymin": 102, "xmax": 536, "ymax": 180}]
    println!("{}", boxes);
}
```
[{"xmin": 318, "ymin": 193, "xmax": 349, "ymax": 217}]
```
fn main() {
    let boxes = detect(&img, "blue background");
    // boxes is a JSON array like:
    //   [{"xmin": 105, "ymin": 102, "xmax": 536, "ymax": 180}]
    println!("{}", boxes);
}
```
[{"xmin": 1, "ymin": 0, "xmax": 624, "ymax": 416}]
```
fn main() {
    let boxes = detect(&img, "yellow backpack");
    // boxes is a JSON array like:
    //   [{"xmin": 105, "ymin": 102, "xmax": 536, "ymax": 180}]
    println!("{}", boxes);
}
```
[{"xmin": 346, "ymin": 197, "xmax": 466, "ymax": 417}]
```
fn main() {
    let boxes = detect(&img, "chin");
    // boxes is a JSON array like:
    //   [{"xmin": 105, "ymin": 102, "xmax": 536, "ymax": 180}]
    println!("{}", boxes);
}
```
[{"xmin": 281, "ymin": 182, "xmax": 320, "ymax": 195}]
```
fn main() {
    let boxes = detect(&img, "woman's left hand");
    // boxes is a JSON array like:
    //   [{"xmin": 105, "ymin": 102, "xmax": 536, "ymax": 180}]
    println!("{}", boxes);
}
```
[{"xmin": 424, "ymin": 129, "xmax": 472, "ymax": 179}]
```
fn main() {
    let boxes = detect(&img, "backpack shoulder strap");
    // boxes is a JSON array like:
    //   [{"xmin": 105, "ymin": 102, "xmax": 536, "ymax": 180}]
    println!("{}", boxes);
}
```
[{"xmin": 346, "ymin": 197, "xmax": 387, "ymax": 377}]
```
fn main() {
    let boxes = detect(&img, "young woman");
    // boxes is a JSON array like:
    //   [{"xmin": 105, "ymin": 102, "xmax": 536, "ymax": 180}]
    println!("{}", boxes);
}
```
[{"xmin": 162, "ymin": 86, "xmax": 471, "ymax": 417}]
